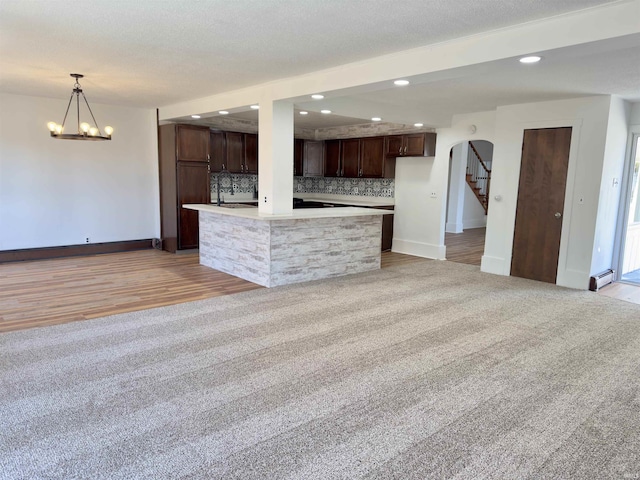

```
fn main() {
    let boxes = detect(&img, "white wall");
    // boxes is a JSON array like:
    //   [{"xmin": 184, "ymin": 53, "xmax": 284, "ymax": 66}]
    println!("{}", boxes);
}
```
[
  {"xmin": 482, "ymin": 96, "xmax": 613, "ymax": 289},
  {"xmin": 590, "ymin": 97, "xmax": 630, "ymax": 276},
  {"xmin": 394, "ymin": 110, "xmax": 496, "ymax": 259},
  {"xmin": 0, "ymin": 93, "xmax": 160, "ymax": 250}
]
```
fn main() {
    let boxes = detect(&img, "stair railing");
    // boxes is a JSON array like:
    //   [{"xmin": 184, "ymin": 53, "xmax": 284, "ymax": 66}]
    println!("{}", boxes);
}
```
[{"xmin": 466, "ymin": 141, "xmax": 491, "ymax": 214}]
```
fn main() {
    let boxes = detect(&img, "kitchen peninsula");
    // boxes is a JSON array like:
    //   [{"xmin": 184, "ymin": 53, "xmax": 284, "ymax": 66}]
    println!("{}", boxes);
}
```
[{"xmin": 184, "ymin": 204, "xmax": 391, "ymax": 287}]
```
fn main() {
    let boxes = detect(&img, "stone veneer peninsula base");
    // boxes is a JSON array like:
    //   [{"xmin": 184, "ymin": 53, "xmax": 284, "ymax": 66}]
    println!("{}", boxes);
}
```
[{"xmin": 184, "ymin": 205, "xmax": 390, "ymax": 287}]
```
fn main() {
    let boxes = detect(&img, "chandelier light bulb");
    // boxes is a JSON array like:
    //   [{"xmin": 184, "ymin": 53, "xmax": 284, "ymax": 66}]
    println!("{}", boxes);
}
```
[
  {"xmin": 55, "ymin": 124, "xmax": 63, "ymax": 134},
  {"xmin": 80, "ymin": 122, "xmax": 91, "ymax": 133},
  {"xmin": 47, "ymin": 122, "xmax": 57, "ymax": 132},
  {"xmin": 89, "ymin": 127, "xmax": 98, "ymax": 136},
  {"xmin": 104, "ymin": 126, "xmax": 113, "ymax": 136}
]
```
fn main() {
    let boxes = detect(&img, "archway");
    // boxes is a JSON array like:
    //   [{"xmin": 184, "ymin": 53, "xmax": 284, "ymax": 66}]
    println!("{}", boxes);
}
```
[{"xmin": 445, "ymin": 140, "xmax": 493, "ymax": 265}]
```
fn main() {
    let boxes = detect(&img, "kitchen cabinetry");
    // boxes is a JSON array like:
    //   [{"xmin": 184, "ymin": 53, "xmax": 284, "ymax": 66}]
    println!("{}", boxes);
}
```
[
  {"xmin": 294, "ymin": 139, "xmax": 304, "ymax": 176},
  {"xmin": 324, "ymin": 140, "xmax": 341, "ymax": 177},
  {"xmin": 359, "ymin": 136, "xmax": 386, "ymax": 177},
  {"xmin": 244, "ymin": 133, "xmax": 258, "ymax": 174},
  {"xmin": 209, "ymin": 131, "xmax": 225, "ymax": 172},
  {"xmin": 158, "ymin": 124, "xmax": 211, "ymax": 253},
  {"xmin": 385, "ymin": 132, "xmax": 436, "ymax": 157},
  {"xmin": 324, "ymin": 137, "xmax": 390, "ymax": 178},
  {"xmin": 209, "ymin": 130, "xmax": 258, "ymax": 174},
  {"xmin": 304, "ymin": 140, "xmax": 324, "ymax": 176},
  {"xmin": 341, "ymin": 138, "xmax": 360, "ymax": 177},
  {"xmin": 225, "ymin": 131, "xmax": 244, "ymax": 173}
]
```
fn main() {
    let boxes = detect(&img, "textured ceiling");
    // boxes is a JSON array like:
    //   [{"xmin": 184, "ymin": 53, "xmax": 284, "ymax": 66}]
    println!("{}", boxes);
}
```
[{"xmin": 0, "ymin": 0, "xmax": 626, "ymax": 111}]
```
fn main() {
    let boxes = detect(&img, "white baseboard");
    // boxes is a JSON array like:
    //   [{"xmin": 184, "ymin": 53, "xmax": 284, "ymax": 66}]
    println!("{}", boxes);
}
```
[
  {"xmin": 392, "ymin": 239, "xmax": 446, "ymax": 260},
  {"xmin": 557, "ymin": 268, "xmax": 590, "ymax": 290},
  {"xmin": 481, "ymin": 255, "xmax": 508, "ymax": 276}
]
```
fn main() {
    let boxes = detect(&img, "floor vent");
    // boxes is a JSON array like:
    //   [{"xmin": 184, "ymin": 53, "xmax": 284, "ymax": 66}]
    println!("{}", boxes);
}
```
[{"xmin": 589, "ymin": 269, "xmax": 615, "ymax": 291}]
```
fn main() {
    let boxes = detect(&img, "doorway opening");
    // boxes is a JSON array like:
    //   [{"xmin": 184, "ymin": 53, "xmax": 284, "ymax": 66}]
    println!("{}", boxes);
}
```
[
  {"xmin": 618, "ymin": 133, "xmax": 640, "ymax": 285},
  {"xmin": 445, "ymin": 140, "xmax": 493, "ymax": 266}
]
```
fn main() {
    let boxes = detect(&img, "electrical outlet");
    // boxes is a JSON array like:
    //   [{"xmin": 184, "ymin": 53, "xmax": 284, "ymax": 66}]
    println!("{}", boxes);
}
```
[
  {"xmin": 264, "ymin": 196, "xmax": 267, "ymax": 203},
  {"xmin": 430, "ymin": 192, "xmax": 437, "ymax": 198},
  {"xmin": 85, "ymin": 237, "xmax": 90, "ymax": 243}
]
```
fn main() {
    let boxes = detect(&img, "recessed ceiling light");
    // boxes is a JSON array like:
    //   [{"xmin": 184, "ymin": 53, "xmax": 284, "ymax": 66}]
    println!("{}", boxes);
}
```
[
  {"xmin": 519, "ymin": 55, "xmax": 541, "ymax": 64},
  {"xmin": 371, "ymin": 117, "xmax": 382, "ymax": 122},
  {"xmin": 311, "ymin": 94, "xmax": 324, "ymax": 100},
  {"xmin": 191, "ymin": 115, "xmax": 201, "ymax": 119},
  {"xmin": 414, "ymin": 123, "xmax": 424, "ymax": 127},
  {"xmin": 320, "ymin": 109, "xmax": 331, "ymax": 114},
  {"xmin": 394, "ymin": 79, "xmax": 410, "ymax": 86},
  {"xmin": 250, "ymin": 105, "xmax": 260, "ymax": 110},
  {"xmin": 219, "ymin": 110, "xmax": 229, "ymax": 115},
  {"xmin": 299, "ymin": 111, "xmax": 308, "ymax": 115}
]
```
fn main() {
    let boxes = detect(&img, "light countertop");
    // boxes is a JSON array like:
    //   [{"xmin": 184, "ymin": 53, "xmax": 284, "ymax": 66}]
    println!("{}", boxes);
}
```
[
  {"xmin": 292, "ymin": 193, "xmax": 394, "ymax": 207},
  {"xmin": 184, "ymin": 204, "xmax": 392, "ymax": 221}
]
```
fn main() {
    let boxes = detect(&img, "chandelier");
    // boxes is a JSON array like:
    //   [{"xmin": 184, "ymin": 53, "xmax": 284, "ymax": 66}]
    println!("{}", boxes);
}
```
[{"xmin": 47, "ymin": 74, "xmax": 113, "ymax": 141}]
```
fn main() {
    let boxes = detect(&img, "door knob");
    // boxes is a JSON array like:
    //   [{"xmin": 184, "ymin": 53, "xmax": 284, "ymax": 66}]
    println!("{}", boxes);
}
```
[{"xmin": 554, "ymin": 212, "xmax": 562, "ymax": 218}]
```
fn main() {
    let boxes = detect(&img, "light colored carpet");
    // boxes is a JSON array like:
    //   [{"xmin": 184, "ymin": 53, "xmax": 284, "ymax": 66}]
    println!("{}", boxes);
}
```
[{"xmin": 1, "ymin": 261, "xmax": 639, "ymax": 480}]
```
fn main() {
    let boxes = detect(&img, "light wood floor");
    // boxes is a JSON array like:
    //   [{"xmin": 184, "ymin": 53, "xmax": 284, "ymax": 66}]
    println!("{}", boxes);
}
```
[
  {"xmin": 0, "ymin": 250, "xmax": 427, "ymax": 333},
  {"xmin": 1, "ymin": 244, "xmax": 636, "ymax": 333},
  {"xmin": 445, "ymin": 227, "xmax": 486, "ymax": 266}
]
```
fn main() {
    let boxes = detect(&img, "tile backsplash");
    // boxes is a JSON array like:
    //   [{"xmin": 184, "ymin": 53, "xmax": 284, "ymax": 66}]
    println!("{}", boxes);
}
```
[
  {"xmin": 294, "ymin": 176, "xmax": 394, "ymax": 197},
  {"xmin": 210, "ymin": 173, "xmax": 394, "ymax": 199}
]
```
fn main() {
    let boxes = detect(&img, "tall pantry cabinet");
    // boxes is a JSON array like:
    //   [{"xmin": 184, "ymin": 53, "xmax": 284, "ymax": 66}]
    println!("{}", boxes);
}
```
[{"xmin": 158, "ymin": 124, "xmax": 211, "ymax": 252}]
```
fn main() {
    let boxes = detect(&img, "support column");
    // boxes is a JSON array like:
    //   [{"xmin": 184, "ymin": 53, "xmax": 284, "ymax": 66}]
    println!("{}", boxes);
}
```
[
  {"xmin": 258, "ymin": 100, "xmax": 294, "ymax": 215},
  {"xmin": 446, "ymin": 142, "xmax": 468, "ymax": 233}
]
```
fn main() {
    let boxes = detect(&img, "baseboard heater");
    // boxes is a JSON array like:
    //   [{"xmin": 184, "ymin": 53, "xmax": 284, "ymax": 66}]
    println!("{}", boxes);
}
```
[{"xmin": 589, "ymin": 269, "xmax": 615, "ymax": 291}]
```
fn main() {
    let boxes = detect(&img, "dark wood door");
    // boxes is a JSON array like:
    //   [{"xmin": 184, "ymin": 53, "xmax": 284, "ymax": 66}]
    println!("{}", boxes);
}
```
[
  {"xmin": 294, "ymin": 139, "xmax": 304, "ymax": 176},
  {"xmin": 360, "ymin": 136, "xmax": 385, "ymax": 177},
  {"xmin": 404, "ymin": 133, "xmax": 426, "ymax": 156},
  {"xmin": 324, "ymin": 140, "xmax": 341, "ymax": 177},
  {"xmin": 244, "ymin": 133, "xmax": 258, "ymax": 174},
  {"xmin": 176, "ymin": 125, "xmax": 209, "ymax": 162},
  {"xmin": 209, "ymin": 131, "xmax": 225, "ymax": 172},
  {"xmin": 511, "ymin": 127, "xmax": 572, "ymax": 283},
  {"xmin": 177, "ymin": 162, "xmax": 210, "ymax": 250},
  {"xmin": 385, "ymin": 135, "xmax": 404, "ymax": 157},
  {"xmin": 304, "ymin": 140, "xmax": 324, "ymax": 176},
  {"xmin": 341, "ymin": 138, "xmax": 360, "ymax": 177},
  {"xmin": 225, "ymin": 132, "xmax": 244, "ymax": 173}
]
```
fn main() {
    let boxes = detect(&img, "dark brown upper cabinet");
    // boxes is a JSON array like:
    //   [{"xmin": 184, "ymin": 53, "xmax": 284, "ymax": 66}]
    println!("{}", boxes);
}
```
[
  {"xmin": 209, "ymin": 131, "xmax": 225, "ymax": 173},
  {"xmin": 225, "ymin": 132, "xmax": 244, "ymax": 173},
  {"xmin": 341, "ymin": 138, "xmax": 360, "ymax": 177},
  {"xmin": 324, "ymin": 140, "xmax": 341, "ymax": 177},
  {"xmin": 176, "ymin": 125, "xmax": 210, "ymax": 162},
  {"xmin": 359, "ymin": 136, "xmax": 385, "ymax": 178},
  {"xmin": 384, "ymin": 132, "xmax": 436, "ymax": 157},
  {"xmin": 244, "ymin": 133, "xmax": 258, "ymax": 174}
]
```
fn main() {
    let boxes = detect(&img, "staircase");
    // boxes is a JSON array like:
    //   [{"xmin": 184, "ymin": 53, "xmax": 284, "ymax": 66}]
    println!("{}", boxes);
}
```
[{"xmin": 466, "ymin": 141, "xmax": 491, "ymax": 214}]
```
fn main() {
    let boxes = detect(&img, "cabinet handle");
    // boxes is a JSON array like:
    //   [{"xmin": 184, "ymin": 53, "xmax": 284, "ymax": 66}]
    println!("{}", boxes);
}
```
[
  {"xmin": 359, "ymin": 168, "xmax": 362, "ymax": 177},
  {"xmin": 207, "ymin": 154, "xmax": 210, "ymax": 160},
  {"xmin": 336, "ymin": 169, "xmax": 339, "ymax": 176},
  {"xmin": 398, "ymin": 146, "xmax": 402, "ymax": 154},
  {"xmin": 341, "ymin": 168, "xmax": 344, "ymax": 176}
]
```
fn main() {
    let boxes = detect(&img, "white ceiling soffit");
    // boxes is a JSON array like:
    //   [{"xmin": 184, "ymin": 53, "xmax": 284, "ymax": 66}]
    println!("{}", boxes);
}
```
[{"xmin": 0, "ymin": 0, "xmax": 632, "ymax": 109}]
